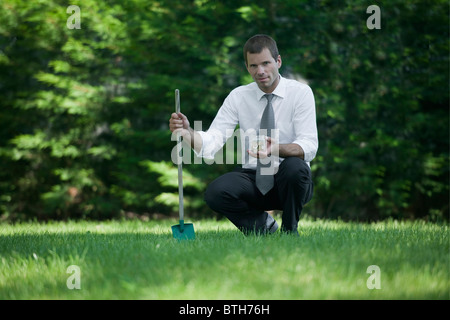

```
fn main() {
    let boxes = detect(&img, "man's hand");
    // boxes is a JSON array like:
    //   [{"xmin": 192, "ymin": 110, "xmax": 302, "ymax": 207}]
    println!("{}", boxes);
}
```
[
  {"xmin": 169, "ymin": 112, "xmax": 190, "ymax": 137},
  {"xmin": 169, "ymin": 112, "xmax": 203, "ymax": 154},
  {"xmin": 247, "ymin": 136, "xmax": 279, "ymax": 159},
  {"xmin": 248, "ymin": 137, "xmax": 306, "ymax": 160}
]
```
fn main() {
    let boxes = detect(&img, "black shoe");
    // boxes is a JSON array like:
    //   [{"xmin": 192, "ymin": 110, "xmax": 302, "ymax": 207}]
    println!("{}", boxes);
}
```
[
  {"xmin": 240, "ymin": 213, "xmax": 278, "ymax": 236},
  {"xmin": 267, "ymin": 219, "xmax": 279, "ymax": 234},
  {"xmin": 280, "ymin": 228, "xmax": 299, "ymax": 236}
]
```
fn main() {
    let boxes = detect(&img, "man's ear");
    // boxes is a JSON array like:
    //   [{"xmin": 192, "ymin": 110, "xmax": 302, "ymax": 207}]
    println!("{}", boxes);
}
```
[
  {"xmin": 244, "ymin": 54, "xmax": 249, "ymax": 70},
  {"xmin": 277, "ymin": 55, "xmax": 282, "ymax": 68},
  {"xmin": 245, "ymin": 61, "xmax": 251, "ymax": 74}
]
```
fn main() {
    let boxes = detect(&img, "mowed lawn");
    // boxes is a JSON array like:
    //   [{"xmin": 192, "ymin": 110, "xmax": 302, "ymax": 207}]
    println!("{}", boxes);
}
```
[{"xmin": 0, "ymin": 218, "xmax": 448, "ymax": 299}]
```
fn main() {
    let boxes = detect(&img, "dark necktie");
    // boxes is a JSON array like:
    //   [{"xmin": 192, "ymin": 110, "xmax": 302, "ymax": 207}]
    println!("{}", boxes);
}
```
[{"xmin": 256, "ymin": 94, "xmax": 275, "ymax": 195}]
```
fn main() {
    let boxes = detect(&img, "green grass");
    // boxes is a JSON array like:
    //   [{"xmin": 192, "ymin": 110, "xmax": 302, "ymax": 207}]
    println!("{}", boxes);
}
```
[{"xmin": 0, "ymin": 218, "xmax": 448, "ymax": 299}]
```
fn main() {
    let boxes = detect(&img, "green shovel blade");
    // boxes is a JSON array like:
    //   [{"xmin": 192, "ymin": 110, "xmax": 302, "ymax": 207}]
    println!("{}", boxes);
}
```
[{"xmin": 171, "ymin": 220, "xmax": 195, "ymax": 240}]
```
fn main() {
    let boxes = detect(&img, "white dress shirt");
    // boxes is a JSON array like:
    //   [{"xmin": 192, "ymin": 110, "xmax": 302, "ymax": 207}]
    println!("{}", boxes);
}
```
[{"xmin": 195, "ymin": 75, "xmax": 318, "ymax": 169}]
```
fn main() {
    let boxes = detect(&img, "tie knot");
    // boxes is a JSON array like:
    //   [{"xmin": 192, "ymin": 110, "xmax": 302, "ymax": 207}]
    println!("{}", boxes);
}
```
[{"xmin": 264, "ymin": 94, "xmax": 274, "ymax": 102}]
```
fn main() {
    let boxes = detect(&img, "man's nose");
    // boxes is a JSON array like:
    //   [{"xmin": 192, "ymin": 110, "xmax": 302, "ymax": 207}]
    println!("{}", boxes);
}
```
[{"xmin": 257, "ymin": 65, "xmax": 265, "ymax": 75}]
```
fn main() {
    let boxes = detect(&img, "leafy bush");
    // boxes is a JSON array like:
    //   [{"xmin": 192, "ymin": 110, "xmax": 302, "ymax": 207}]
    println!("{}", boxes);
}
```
[{"xmin": 0, "ymin": 0, "xmax": 448, "ymax": 221}]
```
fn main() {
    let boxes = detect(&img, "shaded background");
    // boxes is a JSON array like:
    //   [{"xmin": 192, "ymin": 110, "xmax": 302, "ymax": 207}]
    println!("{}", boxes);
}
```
[{"xmin": 0, "ymin": 0, "xmax": 448, "ymax": 221}]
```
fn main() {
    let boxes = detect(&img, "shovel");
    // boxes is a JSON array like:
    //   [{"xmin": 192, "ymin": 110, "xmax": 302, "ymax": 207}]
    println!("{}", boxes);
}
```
[{"xmin": 171, "ymin": 89, "xmax": 195, "ymax": 240}]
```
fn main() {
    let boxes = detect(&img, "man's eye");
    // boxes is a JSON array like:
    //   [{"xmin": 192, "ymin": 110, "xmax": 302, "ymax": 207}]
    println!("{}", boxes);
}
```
[{"xmin": 263, "ymin": 61, "xmax": 270, "ymax": 65}]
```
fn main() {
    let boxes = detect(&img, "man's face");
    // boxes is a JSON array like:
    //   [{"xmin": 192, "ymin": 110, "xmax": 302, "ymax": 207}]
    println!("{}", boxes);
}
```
[{"xmin": 246, "ymin": 48, "xmax": 282, "ymax": 93}]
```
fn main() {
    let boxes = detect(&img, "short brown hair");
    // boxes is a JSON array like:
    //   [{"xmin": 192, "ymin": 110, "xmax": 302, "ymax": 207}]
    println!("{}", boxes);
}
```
[{"xmin": 243, "ymin": 34, "xmax": 279, "ymax": 66}]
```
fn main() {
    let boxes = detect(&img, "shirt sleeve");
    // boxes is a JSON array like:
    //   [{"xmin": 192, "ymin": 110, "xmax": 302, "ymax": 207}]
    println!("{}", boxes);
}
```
[
  {"xmin": 291, "ymin": 86, "xmax": 319, "ymax": 163},
  {"xmin": 193, "ymin": 92, "xmax": 239, "ymax": 160}
]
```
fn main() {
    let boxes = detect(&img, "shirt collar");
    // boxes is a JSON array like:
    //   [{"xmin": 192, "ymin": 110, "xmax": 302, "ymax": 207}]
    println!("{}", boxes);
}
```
[{"xmin": 256, "ymin": 75, "xmax": 286, "ymax": 101}]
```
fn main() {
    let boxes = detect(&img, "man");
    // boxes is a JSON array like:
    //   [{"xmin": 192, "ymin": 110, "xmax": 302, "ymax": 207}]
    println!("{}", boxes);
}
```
[{"xmin": 169, "ymin": 34, "xmax": 318, "ymax": 235}]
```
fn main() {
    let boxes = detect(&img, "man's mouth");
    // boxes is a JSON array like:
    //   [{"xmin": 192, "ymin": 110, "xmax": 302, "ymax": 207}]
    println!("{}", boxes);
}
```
[{"xmin": 258, "ymin": 77, "xmax": 269, "ymax": 82}]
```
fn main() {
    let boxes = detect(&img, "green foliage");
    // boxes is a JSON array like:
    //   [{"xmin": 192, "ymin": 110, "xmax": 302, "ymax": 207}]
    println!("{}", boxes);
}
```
[{"xmin": 0, "ymin": 0, "xmax": 448, "ymax": 220}]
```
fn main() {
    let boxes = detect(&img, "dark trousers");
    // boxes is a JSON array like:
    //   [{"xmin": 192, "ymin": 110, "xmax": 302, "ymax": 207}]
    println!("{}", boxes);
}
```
[{"xmin": 204, "ymin": 157, "xmax": 313, "ymax": 234}]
